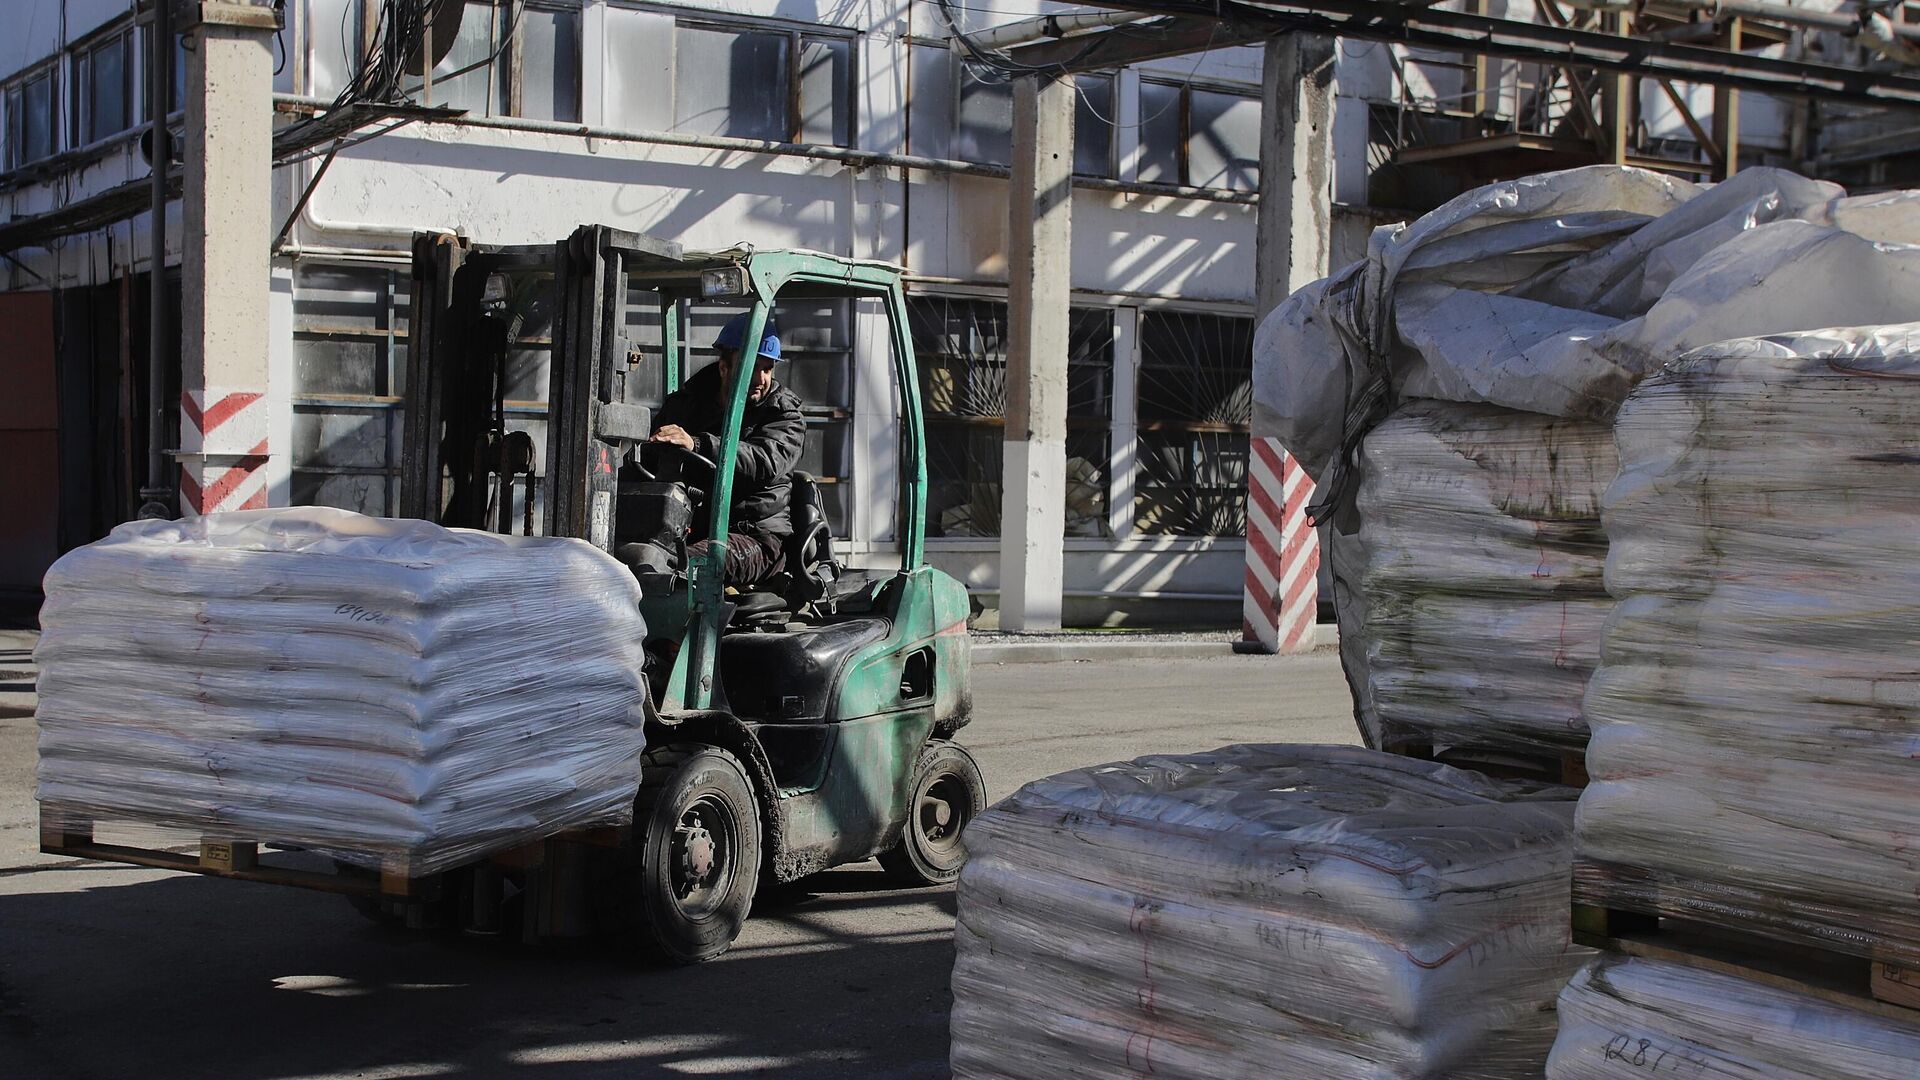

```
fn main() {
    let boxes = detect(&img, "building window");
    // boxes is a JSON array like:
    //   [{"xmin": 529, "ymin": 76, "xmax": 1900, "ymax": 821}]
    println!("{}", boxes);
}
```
[
  {"xmin": 909, "ymin": 296, "xmax": 1113, "ymax": 538},
  {"xmin": 955, "ymin": 67, "xmax": 1117, "ymax": 178},
  {"xmin": 660, "ymin": 19, "xmax": 855, "ymax": 146},
  {"xmin": 1138, "ymin": 80, "xmax": 1261, "ymax": 191},
  {"xmin": 291, "ymin": 265, "xmax": 410, "ymax": 517},
  {"xmin": 679, "ymin": 299, "xmax": 856, "ymax": 536},
  {"xmin": 73, "ymin": 27, "xmax": 135, "ymax": 147},
  {"xmin": 1133, "ymin": 312, "xmax": 1253, "ymax": 536},
  {"xmin": 419, "ymin": 0, "xmax": 581, "ymax": 122},
  {"xmin": 6, "ymin": 66, "xmax": 59, "ymax": 169}
]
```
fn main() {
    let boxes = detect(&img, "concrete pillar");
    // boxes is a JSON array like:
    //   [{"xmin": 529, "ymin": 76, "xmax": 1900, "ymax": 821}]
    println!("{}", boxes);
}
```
[
  {"xmin": 1254, "ymin": 35, "xmax": 1338, "ymax": 321},
  {"xmin": 999, "ymin": 74, "xmax": 1075, "ymax": 632},
  {"xmin": 1243, "ymin": 35, "xmax": 1336, "ymax": 655},
  {"xmin": 178, "ymin": 3, "xmax": 278, "ymax": 515}
]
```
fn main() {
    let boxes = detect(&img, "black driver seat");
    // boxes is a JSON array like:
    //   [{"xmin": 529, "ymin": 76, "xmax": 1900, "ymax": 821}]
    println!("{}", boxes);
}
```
[{"xmin": 783, "ymin": 471, "xmax": 843, "ymax": 607}]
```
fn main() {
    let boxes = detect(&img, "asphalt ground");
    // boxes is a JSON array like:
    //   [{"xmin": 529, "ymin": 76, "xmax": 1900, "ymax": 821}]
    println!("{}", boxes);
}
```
[{"xmin": 0, "ymin": 635, "xmax": 1357, "ymax": 1080}]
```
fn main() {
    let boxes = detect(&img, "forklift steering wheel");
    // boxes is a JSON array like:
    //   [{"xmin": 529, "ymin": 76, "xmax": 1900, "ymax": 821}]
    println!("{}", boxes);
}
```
[{"xmin": 644, "ymin": 440, "xmax": 719, "ymax": 475}]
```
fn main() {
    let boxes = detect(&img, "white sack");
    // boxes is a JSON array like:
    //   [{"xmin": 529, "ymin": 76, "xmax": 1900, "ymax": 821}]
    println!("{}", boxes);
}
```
[
  {"xmin": 36, "ymin": 507, "xmax": 651, "ymax": 874},
  {"xmin": 1548, "ymin": 955, "xmax": 1920, "ymax": 1080},
  {"xmin": 951, "ymin": 744, "xmax": 1585, "ymax": 1080},
  {"xmin": 1251, "ymin": 165, "xmax": 1920, "ymax": 510},
  {"xmin": 1577, "ymin": 324, "xmax": 1920, "ymax": 963}
]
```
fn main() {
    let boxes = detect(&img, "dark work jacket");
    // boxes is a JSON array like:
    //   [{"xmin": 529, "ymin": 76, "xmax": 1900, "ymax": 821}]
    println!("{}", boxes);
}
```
[{"xmin": 654, "ymin": 364, "xmax": 806, "ymax": 545}]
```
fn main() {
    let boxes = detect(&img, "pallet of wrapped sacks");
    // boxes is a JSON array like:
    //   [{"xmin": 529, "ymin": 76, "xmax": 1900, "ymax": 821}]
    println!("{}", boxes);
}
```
[
  {"xmin": 1256, "ymin": 166, "xmax": 1920, "ymax": 764},
  {"xmin": 35, "ymin": 507, "xmax": 651, "ymax": 877},
  {"xmin": 1334, "ymin": 401, "xmax": 1615, "ymax": 760},
  {"xmin": 1576, "ymin": 324, "xmax": 1920, "ymax": 969},
  {"xmin": 1549, "ymin": 953, "xmax": 1920, "ymax": 1079},
  {"xmin": 951, "ymin": 744, "xmax": 1587, "ymax": 1079}
]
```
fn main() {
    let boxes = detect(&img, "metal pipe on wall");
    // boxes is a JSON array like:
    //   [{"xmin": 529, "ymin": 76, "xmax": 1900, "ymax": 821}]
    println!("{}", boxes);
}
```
[{"xmin": 138, "ymin": 0, "xmax": 173, "ymax": 519}]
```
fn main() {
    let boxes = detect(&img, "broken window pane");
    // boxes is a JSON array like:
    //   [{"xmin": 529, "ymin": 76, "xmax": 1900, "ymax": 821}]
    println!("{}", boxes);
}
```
[
  {"xmin": 1074, "ymin": 74, "xmax": 1115, "ymax": 178},
  {"xmin": 674, "ymin": 25, "xmax": 791, "ymax": 141},
  {"xmin": 517, "ymin": 6, "xmax": 581, "ymax": 123},
  {"xmin": 798, "ymin": 36, "xmax": 852, "ymax": 146},
  {"xmin": 955, "ymin": 68, "xmax": 1012, "ymax": 166},
  {"xmin": 1137, "ymin": 80, "xmax": 1183, "ymax": 185},
  {"xmin": 1189, "ymin": 88, "xmax": 1261, "ymax": 191}
]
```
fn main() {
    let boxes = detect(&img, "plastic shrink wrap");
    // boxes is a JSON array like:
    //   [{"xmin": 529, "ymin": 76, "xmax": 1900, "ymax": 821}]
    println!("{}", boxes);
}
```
[
  {"xmin": 951, "ymin": 744, "xmax": 1586, "ymax": 1080},
  {"xmin": 1576, "ymin": 324, "xmax": 1920, "ymax": 965},
  {"xmin": 35, "ymin": 507, "xmax": 650, "ymax": 875},
  {"xmin": 1256, "ymin": 166, "xmax": 1920, "ymax": 758},
  {"xmin": 1342, "ymin": 402, "xmax": 1614, "ymax": 752},
  {"xmin": 1547, "ymin": 954, "xmax": 1920, "ymax": 1080},
  {"xmin": 1252, "ymin": 166, "xmax": 1920, "ymax": 486}
]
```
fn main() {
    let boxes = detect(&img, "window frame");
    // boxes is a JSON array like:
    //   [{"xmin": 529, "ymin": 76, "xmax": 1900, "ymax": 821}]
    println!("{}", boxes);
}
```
[
  {"xmin": 5, "ymin": 61, "xmax": 62, "ymax": 172},
  {"xmin": 70, "ymin": 21, "xmax": 138, "ymax": 151},
  {"xmin": 659, "ymin": 10, "xmax": 861, "ymax": 148},
  {"xmin": 504, "ymin": 0, "xmax": 585, "ymax": 123},
  {"xmin": 1136, "ymin": 76, "xmax": 1262, "ymax": 191},
  {"xmin": 951, "ymin": 59, "xmax": 1119, "ymax": 179},
  {"xmin": 908, "ymin": 293, "xmax": 1117, "ymax": 540},
  {"xmin": 1130, "ymin": 309, "xmax": 1256, "ymax": 538}
]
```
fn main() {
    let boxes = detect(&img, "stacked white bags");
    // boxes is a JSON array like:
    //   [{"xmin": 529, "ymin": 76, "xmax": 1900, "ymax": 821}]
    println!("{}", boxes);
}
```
[
  {"xmin": 951, "ymin": 745, "xmax": 1585, "ymax": 1079},
  {"xmin": 1549, "ymin": 955, "xmax": 1920, "ymax": 1079},
  {"xmin": 1576, "ymin": 324, "xmax": 1920, "ymax": 964},
  {"xmin": 1342, "ymin": 403, "xmax": 1615, "ymax": 753},
  {"xmin": 1256, "ymin": 165, "xmax": 1920, "ymax": 758},
  {"xmin": 36, "ymin": 507, "xmax": 650, "ymax": 875}
]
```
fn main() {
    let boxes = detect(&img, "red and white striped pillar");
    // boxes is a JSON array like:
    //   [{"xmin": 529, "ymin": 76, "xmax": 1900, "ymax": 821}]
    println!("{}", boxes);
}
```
[
  {"xmin": 178, "ymin": 389, "xmax": 270, "ymax": 514},
  {"xmin": 1242, "ymin": 436, "xmax": 1320, "ymax": 653},
  {"xmin": 175, "ymin": 6, "xmax": 278, "ymax": 517}
]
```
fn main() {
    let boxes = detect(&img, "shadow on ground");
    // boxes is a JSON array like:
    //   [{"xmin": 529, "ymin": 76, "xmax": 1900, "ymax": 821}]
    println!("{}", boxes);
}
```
[{"xmin": 0, "ymin": 863, "xmax": 958, "ymax": 1079}]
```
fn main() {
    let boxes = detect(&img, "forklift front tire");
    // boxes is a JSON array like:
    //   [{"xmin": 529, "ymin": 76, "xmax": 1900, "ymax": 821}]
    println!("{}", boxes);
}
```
[
  {"xmin": 625, "ymin": 743, "xmax": 762, "ymax": 964},
  {"xmin": 878, "ymin": 741, "xmax": 986, "ymax": 887}
]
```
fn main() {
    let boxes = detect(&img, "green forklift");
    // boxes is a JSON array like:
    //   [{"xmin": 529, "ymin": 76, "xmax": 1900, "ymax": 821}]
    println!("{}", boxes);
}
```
[
  {"xmin": 41, "ymin": 228, "xmax": 984, "ymax": 965},
  {"xmin": 404, "ymin": 226, "xmax": 988, "ymax": 962}
]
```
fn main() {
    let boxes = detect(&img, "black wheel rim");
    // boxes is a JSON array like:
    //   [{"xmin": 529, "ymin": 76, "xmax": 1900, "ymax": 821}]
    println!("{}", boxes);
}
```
[
  {"xmin": 669, "ymin": 793, "xmax": 737, "ymax": 919},
  {"xmin": 916, "ymin": 772, "xmax": 972, "ymax": 859}
]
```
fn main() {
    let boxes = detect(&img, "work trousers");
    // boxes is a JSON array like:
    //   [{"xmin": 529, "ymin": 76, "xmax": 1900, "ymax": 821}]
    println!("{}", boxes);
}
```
[{"xmin": 689, "ymin": 531, "xmax": 785, "ymax": 588}]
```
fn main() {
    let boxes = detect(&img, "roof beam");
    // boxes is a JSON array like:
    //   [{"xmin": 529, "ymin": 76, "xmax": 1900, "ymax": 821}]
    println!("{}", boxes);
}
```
[{"xmin": 1008, "ymin": 0, "xmax": 1920, "ymax": 107}]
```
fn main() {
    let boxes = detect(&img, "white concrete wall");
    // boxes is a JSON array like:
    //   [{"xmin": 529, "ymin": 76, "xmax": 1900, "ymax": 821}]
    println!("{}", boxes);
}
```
[{"xmin": 0, "ymin": 0, "xmax": 1360, "ymax": 621}]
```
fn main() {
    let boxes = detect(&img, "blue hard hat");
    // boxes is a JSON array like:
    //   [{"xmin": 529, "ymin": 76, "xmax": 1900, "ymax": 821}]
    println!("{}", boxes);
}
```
[{"xmin": 714, "ymin": 312, "xmax": 780, "ymax": 361}]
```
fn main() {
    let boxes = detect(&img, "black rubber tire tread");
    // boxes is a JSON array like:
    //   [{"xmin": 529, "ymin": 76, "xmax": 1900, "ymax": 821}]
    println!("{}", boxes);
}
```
[
  {"xmin": 877, "ymin": 740, "xmax": 986, "ymax": 887},
  {"xmin": 620, "ymin": 742, "xmax": 762, "ymax": 965}
]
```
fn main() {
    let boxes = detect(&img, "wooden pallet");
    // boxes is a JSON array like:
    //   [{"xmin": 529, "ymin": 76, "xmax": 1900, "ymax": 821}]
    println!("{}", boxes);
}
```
[
  {"xmin": 1574, "ymin": 903, "xmax": 1920, "ymax": 1020},
  {"xmin": 38, "ymin": 805, "xmax": 628, "ymax": 900},
  {"xmin": 39, "ymin": 809, "xmax": 436, "ymax": 898}
]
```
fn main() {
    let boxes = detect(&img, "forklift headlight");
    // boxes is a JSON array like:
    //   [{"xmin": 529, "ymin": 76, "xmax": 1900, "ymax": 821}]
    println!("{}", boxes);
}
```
[{"xmin": 701, "ymin": 267, "xmax": 750, "ymax": 299}]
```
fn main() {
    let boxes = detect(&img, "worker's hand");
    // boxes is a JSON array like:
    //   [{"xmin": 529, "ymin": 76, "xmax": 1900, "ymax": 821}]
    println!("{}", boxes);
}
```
[{"xmin": 651, "ymin": 425, "xmax": 696, "ymax": 451}]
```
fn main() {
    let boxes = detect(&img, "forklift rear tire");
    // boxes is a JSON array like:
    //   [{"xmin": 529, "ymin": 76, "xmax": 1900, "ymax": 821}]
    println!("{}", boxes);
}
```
[
  {"xmin": 877, "ymin": 741, "xmax": 986, "ymax": 887},
  {"xmin": 623, "ymin": 743, "xmax": 762, "ymax": 964}
]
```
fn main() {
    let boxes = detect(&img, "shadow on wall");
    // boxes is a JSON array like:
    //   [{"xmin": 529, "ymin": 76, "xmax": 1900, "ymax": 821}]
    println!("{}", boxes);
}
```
[
  {"xmin": 332, "ymin": 132, "xmax": 897, "ymax": 260},
  {"xmin": 0, "ymin": 862, "xmax": 959, "ymax": 1078}
]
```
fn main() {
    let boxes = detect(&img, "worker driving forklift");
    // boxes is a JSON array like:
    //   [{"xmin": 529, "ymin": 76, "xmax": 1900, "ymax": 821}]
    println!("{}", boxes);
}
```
[
  {"xmin": 643, "ymin": 313, "xmax": 804, "ymax": 590},
  {"xmin": 400, "ymin": 226, "xmax": 986, "ymax": 962}
]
